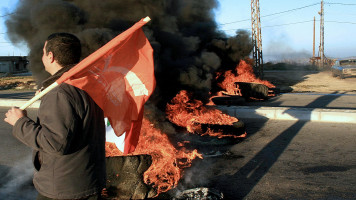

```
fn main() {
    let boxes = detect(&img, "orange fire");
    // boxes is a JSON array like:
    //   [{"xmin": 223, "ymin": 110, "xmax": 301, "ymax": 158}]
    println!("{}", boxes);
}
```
[
  {"xmin": 105, "ymin": 60, "xmax": 265, "ymax": 196},
  {"xmin": 217, "ymin": 60, "xmax": 275, "ymax": 95},
  {"xmin": 166, "ymin": 90, "xmax": 246, "ymax": 138},
  {"xmin": 106, "ymin": 117, "xmax": 203, "ymax": 195}
]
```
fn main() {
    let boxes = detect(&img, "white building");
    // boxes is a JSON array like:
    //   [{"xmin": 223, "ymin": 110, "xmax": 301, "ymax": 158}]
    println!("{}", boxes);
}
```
[{"xmin": 0, "ymin": 56, "xmax": 28, "ymax": 73}]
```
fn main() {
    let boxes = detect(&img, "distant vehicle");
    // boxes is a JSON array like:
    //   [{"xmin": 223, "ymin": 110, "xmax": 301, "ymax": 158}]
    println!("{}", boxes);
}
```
[{"xmin": 331, "ymin": 59, "xmax": 356, "ymax": 79}]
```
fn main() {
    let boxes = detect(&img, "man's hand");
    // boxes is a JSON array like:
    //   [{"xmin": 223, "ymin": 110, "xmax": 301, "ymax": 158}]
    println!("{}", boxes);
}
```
[{"xmin": 4, "ymin": 107, "xmax": 27, "ymax": 126}]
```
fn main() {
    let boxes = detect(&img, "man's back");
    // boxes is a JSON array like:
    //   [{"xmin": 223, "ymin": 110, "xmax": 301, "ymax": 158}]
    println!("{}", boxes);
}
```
[
  {"xmin": 5, "ymin": 32, "xmax": 106, "ymax": 199},
  {"xmin": 12, "ymin": 83, "xmax": 106, "ymax": 199}
]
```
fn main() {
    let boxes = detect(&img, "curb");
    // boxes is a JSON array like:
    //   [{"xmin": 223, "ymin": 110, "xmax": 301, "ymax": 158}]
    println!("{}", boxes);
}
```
[
  {"xmin": 1, "ymin": 99, "xmax": 356, "ymax": 124},
  {"xmin": 217, "ymin": 105, "xmax": 356, "ymax": 124}
]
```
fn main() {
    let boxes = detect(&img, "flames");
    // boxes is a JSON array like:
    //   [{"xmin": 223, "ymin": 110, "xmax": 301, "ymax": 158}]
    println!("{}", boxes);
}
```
[
  {"xmin": 217, "ymin": 60, "xmax": 275, "ymax": 95},
  {"xmin": 105, "ymin": 89, "xmax": 246, "ymax": 196},
  {"xmin": 106, "ymin": 117, "xmax": 203, "ymax": 195},
  {"xmin": 106, "ymin": 60, "xmax": 273, "ymax": 196},
  {"xmin": 166, "ymin": 90, "xmax": 245, "ymax": 138}
]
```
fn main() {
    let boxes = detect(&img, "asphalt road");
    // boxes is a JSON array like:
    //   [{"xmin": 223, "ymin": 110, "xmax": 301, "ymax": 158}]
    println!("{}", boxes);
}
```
[
  {"xmin": 177, "ymin": 117, "xmax": 356, "ymax": 200},
  {"xmin": 237, "ymin": 92, "xmax": 356, "ymax": 110},
  {"xmin": 0, "ymin": 90, "xmax": 36, "ymax": 100},
  {"xmin": 1, "ymin": 107, "xmax": 356, "ymax": 199},
  {"xmin": 0, "ymin": 108, "xmax": 38, "ymax": 200}
]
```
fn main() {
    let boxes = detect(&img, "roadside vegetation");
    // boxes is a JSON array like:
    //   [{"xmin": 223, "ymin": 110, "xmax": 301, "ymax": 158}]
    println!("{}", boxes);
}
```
[{"xmin": 0, "ymin": 73, "xmax": 36, "ymax": 90}]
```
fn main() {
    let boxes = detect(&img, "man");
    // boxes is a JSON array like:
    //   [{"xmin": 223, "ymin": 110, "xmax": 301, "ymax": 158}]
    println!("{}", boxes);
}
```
[{"xmin": 4, "ymin": 33, "xmax": 106, "ymax": 200}]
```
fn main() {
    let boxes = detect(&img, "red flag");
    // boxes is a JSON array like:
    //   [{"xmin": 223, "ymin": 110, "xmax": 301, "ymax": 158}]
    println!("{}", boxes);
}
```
[{"xmin": 56, "ymin": 17, "xmax": 155, "ymax": 154}]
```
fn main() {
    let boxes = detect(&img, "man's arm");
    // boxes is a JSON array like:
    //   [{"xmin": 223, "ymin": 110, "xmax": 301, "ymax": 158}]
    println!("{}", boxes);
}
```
[{"xmin": 8, "ymin": 90, "xmax": 78, "ymax": 155}]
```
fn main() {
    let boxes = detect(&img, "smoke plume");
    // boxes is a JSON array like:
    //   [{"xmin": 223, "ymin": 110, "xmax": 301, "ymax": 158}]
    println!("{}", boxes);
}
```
[
  {"xmin": 0, "ymin": 155, "xmax": 37, "ymax": 200},
  {"xmin": 264, "ymin": 39, "xmax": 312, "ymax": 64},
  {"xmin": 6, "ymin": 0, "xmax": 252, "ymax": 109}
]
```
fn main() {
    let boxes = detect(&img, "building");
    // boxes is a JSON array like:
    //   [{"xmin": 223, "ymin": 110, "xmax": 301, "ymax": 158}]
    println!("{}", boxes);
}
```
[{"xmin": 0, "ymin": 56, "xmax": 29, "ymax": 74}]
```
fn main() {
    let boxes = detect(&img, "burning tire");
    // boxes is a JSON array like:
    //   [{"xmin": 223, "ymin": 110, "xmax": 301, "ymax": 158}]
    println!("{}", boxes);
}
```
[
  {"xmin": 104, "ymin": 155, "xmax": 157, "ymax": 199},
  {"xmin": 235, "ymin": 82, "xmax": 269, "ymax": 100},
  {"xmin": 211, "ymin": 95, "xmax": 245, "ymax": 105},
  {"xmin": 199, "ymin": 121, "xmax": 245, "ymax": 137}
]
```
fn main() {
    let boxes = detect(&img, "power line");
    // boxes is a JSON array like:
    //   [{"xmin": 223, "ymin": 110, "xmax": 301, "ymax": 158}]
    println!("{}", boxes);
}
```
[
  {"xmin": 262, "ymin": 20, "xmax": 356, "ymax": 27},
  {"xmin": 221, "ymin": 20, "xmax": 313, "ymax": 31},
  {"xmin": 327, "ymin": 11, "xmax": 356, "ymax": 16},
  {"xmin": 326, "ymin": 20, "xmax": 356, "ymax": 25},
  {"xmin": 220, "ymin": 19, "xmax": 356, "ymax": 32},
  {"xmin": 262, "ymin": 20, "xmax": 314, "ymax": 28},
  {"xmin": 262, "ymin": 3, "xmax": 319, "ymax": 18},
  {"xmin": 220, "ymin": 18, "xmax": 250, "ymax": 25},
  {"xmin": 325, "ymin": 2, "xmax": 356, "ymax": 6},
  {"xmin": 219, "ymin": 2, "xmax": 320, "ymax": 26},
  {"xmin": 219, "ymin": 1, "xmax": 356, "ymax": 26},
  {"xmin": 0, "ymin": 13, "xmax": 14, "ymax": 17}
]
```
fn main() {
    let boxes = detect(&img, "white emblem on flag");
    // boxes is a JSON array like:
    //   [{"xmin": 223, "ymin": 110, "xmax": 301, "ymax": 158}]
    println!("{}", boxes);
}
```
[
  {"xmin": 108, "ymin": 67, "xmax": 149, "ymax": 96},
  {"xmin": 88, "ymin": 55, "xmax": 149, "ymax": 106}
]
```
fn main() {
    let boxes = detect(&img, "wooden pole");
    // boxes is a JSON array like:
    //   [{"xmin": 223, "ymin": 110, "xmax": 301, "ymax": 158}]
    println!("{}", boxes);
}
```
[
  {"xmin": 143, "ymin": 16, "xmax": 151, "ymax": 22},
  {"xmin": 313, "ymin": 16, "xmax": 315, "ymax": 58},
  {"xmin": 19, "ymin": 82, "xmax": 58, "ymax": 110}
]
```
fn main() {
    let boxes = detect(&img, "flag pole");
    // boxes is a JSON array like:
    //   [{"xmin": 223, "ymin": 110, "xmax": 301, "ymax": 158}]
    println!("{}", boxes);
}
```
[
  {"xmin": 143, "ymin": 16, "xmax": 151, "ymax": 22},
  {"xmin": 19, "ymin": 16, "xmax": 151, "ymax": 110},
  {"xmin": 19, "ymin": 82, "xmax": 58, "ymax": 110}
]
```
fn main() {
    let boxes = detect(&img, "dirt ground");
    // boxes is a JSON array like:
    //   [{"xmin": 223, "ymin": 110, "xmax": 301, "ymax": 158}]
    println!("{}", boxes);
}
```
[
  {"xmin": 263, "ymin": 70, "xmax": 356, "ymax": 93},
  {"xmin": 0, "ymin": 76, "xmax": 37, "ymax": 90},
  {"xmin": 1, "ymin": 70, "xmax": 356, "ymax": 93}
]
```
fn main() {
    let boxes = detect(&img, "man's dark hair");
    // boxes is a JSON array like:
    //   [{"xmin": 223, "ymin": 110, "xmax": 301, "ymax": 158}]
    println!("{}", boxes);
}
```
[{"xmin": 46, "ymin": 33, "xmax": 81, "ymax": 68}]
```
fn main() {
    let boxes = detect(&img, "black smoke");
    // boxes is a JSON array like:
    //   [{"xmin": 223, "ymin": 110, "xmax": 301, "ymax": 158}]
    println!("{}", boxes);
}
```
[{"xmin": 5, "ymin": 0, "xmax": 253, "ymax": 110}]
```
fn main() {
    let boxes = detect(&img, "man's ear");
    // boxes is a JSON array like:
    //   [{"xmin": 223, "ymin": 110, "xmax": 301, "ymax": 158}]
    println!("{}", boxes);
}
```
[{"xmin": 48, "ymin": 52, "xmax": 54, "ymax": 63}]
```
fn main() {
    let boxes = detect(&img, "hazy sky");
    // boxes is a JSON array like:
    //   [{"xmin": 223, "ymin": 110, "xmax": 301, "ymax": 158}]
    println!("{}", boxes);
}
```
[
  {"xmin": 215, "ymin": 0, "xmax": 356, "ymax": 60},
  {"xmin": 1, "ymin": 0, "xmax": 355, "ymax": 61},
  {"xmin": 0, "ymin": 0, "xmax": 25, "ymax": 56}
]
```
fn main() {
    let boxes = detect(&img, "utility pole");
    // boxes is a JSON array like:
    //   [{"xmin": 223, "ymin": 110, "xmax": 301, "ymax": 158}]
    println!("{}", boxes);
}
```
[
  {"xmin": 313, "ymin": 16, "xmax": 315, "ymax": 58},
  {"xmin": 251, "ymin": 0, "xmax": 263, "ymax": 78},
  {"xmin": 318, "ymin": 0, "xmax": 325, "ymax": 68},
  {"xmin": 310, "ymin": 16, "xmax": 317, "ymax": 66}
]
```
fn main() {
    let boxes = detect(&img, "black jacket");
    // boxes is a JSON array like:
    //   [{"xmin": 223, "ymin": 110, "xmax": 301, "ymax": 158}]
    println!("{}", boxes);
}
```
[{"xmin": 12, "ymin": 68, "xmax": 106, "ymax": 199}]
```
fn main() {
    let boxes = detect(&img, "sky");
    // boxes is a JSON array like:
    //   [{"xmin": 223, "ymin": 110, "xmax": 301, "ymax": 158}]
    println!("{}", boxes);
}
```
[
  {"xmin": 215, "ymin": 0, "xmax": 356, "ymax": 61},
  {"xmin": 0, "ymin": 0, "xmax": 355, "ymax": 61},
  {"xmin": 0, "ymin": 0, "xmax": 27, "ymax": 56}
]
